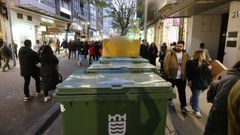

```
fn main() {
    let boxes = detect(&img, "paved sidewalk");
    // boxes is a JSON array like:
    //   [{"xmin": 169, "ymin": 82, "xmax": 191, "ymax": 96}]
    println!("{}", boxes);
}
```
[{"xmin": 0, "ymin": 52, "xmax": 89, "ymax": 135}]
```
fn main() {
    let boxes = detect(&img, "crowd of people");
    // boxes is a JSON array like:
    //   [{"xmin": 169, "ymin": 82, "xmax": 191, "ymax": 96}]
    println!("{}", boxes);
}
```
[
  {"xmin": 140, "ymin": 39, "xmax": 240, "ymax": 134},
  {"xmin": 1, "ymin": 37, "xmax": 240, "ymax": 134},
  {"xmin": 0, "ymin": 38, "xmax": 103, "ymax": 102},
  {"xmin": 60, "ymin": 39, "xmax": 102, "ymax": 65}
]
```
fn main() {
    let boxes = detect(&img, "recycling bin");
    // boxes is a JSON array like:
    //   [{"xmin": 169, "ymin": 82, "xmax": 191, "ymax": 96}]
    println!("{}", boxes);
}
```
[
  {"xmin": 99, "ymin": 56, "xmax": 149, "ymax": 64},
  {"xmin": 86, "ymin": 62, "xmax": 160, "ymax": 74},
  {"xmin": 54, "ymin": 70, "xmax": 175, "ymax": 135}
]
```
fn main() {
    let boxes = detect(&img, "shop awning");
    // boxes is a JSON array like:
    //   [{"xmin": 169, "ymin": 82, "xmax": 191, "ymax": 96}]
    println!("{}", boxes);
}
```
[{"xmin": 159, "ymin": 0, "xmax": 230, "ymax": 18}]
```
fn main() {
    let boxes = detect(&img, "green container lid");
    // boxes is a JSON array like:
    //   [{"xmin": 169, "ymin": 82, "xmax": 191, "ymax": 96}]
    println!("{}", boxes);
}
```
[
  {"xmin": 86, "ymin": 63, "xmax": 158, "ymax": 73},
  {"xmin": 55, "ymin": 70, "xmax": 172, "ymax": 97},
  {"xmin": 99, "ymin": 56, "xmax": 149, "ymax": 64}
]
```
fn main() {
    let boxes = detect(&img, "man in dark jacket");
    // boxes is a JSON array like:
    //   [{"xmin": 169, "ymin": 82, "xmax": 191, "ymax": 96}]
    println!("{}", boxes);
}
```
[
  {"xmin": 0, "ymin": 43, "xmax": 12, "ymax": 72},
  {"xmin": 204, "ymin": 61, "xmax": 240, "ymax": 135},
  {"xmin": 139, "ymin": 39, "xmax": 148, "ymax": 59},
  {"xmin": 19, "ymin": 39, "xmax": 41, "ymax": 102}
]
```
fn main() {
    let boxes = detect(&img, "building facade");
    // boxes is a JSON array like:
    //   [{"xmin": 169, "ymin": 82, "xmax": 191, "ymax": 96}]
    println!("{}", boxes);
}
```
[{"xmin": 145, "ymin": 0, "xmax": 240, "ymax": 68}]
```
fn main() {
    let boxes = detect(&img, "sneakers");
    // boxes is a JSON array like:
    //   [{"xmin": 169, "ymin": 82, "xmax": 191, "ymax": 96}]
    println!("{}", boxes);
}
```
[
  {"xmin": 24, "ymin": 97, "xmax": 31, "ymax": 102},
  {"xmin": 35, "ymin": 92, "xmax": 41, "ymax": 97},
  {"xmin": 192, "ymin": 111, "xmax": 202, "ymax": 119},
  {"xmin": 181, "ymin": 106, "xmax": 191, "ymax": 113},
  {"xmin": 44, "ymin": 96, "xmax": 52, "ymax": 102}
]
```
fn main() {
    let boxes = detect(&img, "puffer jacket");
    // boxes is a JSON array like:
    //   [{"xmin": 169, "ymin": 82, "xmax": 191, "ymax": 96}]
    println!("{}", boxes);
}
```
[
  {"xmin": 18, "ymin": 46, "xmax": 40, "ymax": 76},
  {"xmin": 163, "ymin": 50, "xmax": 189, "ymax": 80},
  {"xmin": 204, "ymin": 69, "xmax": 240, "ymax": 135}
]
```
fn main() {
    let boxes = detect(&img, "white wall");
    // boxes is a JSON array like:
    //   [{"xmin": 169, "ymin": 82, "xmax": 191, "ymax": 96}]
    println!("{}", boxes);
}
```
[
  {"xmin": 190, "ymin": 15, "xmax": 221, "ymax": 58},
  {"xmin": 223, "ymin": 1, "xmax": 240, "ymax": 68}
]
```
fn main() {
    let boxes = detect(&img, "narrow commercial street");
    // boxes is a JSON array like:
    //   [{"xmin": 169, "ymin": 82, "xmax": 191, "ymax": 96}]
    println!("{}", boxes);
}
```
[{"xmin": 0, "ymin": 53, "xmax": 88, "ymax": 135}]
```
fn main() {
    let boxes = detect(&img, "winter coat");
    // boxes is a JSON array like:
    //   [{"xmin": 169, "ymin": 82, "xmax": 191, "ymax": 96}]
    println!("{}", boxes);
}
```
[
  {"xmin": 163, "ymin": 50, "xmax": 189, "ymax": 80},
  {"xmin": 61, "ymin": 40, "xmax": 68, "ymax": 49},
  {"xmin": 140, "ymin": 44, "xmax": 148, "ymax": 59},
  {"xmin": 204, "ymin": 69, "xmax": 240, "ymax": 135},
  {"xmin": 0, "ymin": 45, "xmax": 12, "ymax": 59},
  {"xmin": 19, "ymin": 46, "xmax": 40, "ymax": 76},
  {"xmin": 186, "ymin": 60, "xmax": 211, "ymax": 90},
  {"xmin": 148, "ymin": 45, "xmax": 158, "ymax": 65},
  {"xmin": 41, "ymin": 54, "xmax": 59, "ymax": 91}
]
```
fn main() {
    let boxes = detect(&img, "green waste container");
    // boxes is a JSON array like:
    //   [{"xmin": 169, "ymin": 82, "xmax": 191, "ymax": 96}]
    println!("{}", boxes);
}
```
[
  {"xmin": 99, "ymin": 56, "xmax": 149, "ymax": 64},
  {"xmin": 86, "ymin": 62, "xmax": 159, "ymax": 74},
  {"xmin": 54, "ymin": 70, "xmax": 175, "ymax": 135}
]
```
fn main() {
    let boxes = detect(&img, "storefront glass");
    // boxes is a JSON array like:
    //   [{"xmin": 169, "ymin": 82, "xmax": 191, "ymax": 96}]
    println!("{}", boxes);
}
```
[{"xmin": 12, "ymin": 22, "xmax": 36, "ymax": 47}]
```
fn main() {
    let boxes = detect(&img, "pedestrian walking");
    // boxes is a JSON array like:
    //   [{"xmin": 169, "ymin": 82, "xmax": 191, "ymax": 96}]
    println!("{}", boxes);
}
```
[
  {"xmin": 148, "ymin": 42, "xmax": 158, "ymax": 66},
  {"xmin": 83, "ymin": 41, "xmax": 89, "ymax": 59},
  {"xmin": 77, "ymin": 41, "xmax": 84, "ymax": 66},
  {"xmin": 68, "ymin": 39, "xmax": 76, "ymax": 59},
  {"xmin": 204, "ymin": 60, "xmax": 240, "ymax": 135},
  {"xmin": 186, "ymin": 50, "xmax": 212, "ymax": 119},
  {"xmin": 55, "ymin": 38, "xmax": 60, "ymax": 54},
  {"xmin": 0, "ymin": 43, "xmax": 12, "ymax": 72},
  {"xmin": 19, "ymin": 39, "xmax": 41, "ymax": 102},
  {"xmin": 159, "ymin": 42, "xmax": 168, "ymax": 72},
  {"xmin": 89, "ymin": 43, "xmax": 95, "ymax": 64},
  {"xmin": 94, "ymin": 41, "xmax": 100, "ymax": 61},
  {"xmin": 140, "ymin": 39, "xmax": 148, "ymax": 59},
  {"xmin": 163, "ymin": 40, "xmax": 190, "ymax": 112},
  {"xmin": 11, "ymin": 42, "xmax": 18, "ymax": 59},
  {"xmin": 39, "ymin": 45, "xmax": 59, "ymax": 102},
  {"xmin": 61, "ymin": 39, "xmax": 68, "ymax": 57},
  {"xmin": 199, "ymin": 42, "xmax": 212, "ymax": 62}
]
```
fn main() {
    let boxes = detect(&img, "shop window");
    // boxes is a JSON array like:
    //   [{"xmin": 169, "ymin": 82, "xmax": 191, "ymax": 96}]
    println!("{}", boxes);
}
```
[
  {"xmin": 17, "ymin": 13, "xmax": 23, "ymax": 19},
  {"xmin": 27, "ymin": 16, "xmax": 32, "ymax": 21}
]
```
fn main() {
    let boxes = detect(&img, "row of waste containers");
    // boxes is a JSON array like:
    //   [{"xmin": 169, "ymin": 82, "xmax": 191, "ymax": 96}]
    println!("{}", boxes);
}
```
[{"xmin": 54, "ymin": 56, "xmax": 175, "ymax": 135}]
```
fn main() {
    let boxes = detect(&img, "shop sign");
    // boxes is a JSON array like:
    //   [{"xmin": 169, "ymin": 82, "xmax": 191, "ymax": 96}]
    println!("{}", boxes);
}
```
[{"xmin": 48, "ymin": 22, "xmax": 67, "ymax": 29}]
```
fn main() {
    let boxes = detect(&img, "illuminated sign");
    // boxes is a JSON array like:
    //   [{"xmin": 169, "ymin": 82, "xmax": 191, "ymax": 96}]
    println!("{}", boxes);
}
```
[{"xmin": 41, "ymin": 18, "xmax": 54, "ymax": 24}]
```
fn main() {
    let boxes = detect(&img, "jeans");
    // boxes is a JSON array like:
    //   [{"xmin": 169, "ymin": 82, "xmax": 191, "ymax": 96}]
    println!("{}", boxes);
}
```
[
  {"xmin": 23, "ymin": 75, "xmax": 41, "ymax": 97},
  {"xmin": 78, "ymin": 55, "xmax": 84, "ymax": 65},
  {"xmin": 171, "ymin": 79, "xmax": 187, "ymax": 109},
  {"xmin": 190, "ymin": 89, "xmax": 202, "ymax": 112},
  {"xmin": 3, "ymin": 58, "xmax": 10, "ymax": 71}
]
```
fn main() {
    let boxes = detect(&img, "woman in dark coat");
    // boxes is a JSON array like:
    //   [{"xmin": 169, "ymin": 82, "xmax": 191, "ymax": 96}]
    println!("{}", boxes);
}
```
[
  {"xmin": 148, "ymin": 42, "xmax": 158, "ymax": 66},
  {"xmin": 40, "ymin": 45, "xmax": 59, "ymax": 102},
  {"xmin": 186, "ymin": 50, "xmax": 211, "ymax": 119}
]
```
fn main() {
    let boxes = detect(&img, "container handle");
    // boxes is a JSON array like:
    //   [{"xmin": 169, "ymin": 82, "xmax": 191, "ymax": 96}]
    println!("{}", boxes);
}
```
[{"xmin": 111, "ymin": 85, "xmax": 122, "ymax": 89}]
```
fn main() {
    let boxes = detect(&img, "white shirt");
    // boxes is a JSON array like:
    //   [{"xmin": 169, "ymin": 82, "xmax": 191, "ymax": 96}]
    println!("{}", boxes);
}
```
[
  {"xmin": 33, "ymin": 43, "xmax": 42, "ymax": 52},
  {"xmin": 176, "ymin": 52, "xmax": 183, "ymax": 79}
]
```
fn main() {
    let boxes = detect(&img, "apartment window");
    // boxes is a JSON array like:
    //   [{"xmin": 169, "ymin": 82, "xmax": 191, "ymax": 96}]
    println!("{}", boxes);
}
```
[
  {"xmin": 27, "ymin": 16, "xmax": 32, "ymax": 21},
  {"xmin": 17, "ymin": 13, "xmax": 23, "ymax": 19}
]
